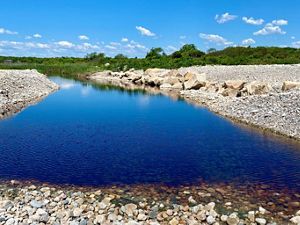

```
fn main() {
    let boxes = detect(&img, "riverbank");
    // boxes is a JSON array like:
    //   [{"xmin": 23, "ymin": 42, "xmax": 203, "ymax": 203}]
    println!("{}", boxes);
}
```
[
  {"xmin": 0, "ymin": 70, "xmax": 59, "ymax": 119},
  {"xmin": 88, "ymin": 64, "xmax": 300, "ymax": 141},
  {"xmin": 1, "ymin": 180, "xmax": 300, "ymax": 225}
]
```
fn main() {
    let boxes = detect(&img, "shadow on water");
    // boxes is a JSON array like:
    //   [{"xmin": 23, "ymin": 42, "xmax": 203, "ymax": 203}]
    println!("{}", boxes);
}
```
[{"xmin": 0, "ymin": 76, "xmax": 300, "ymax": 192}]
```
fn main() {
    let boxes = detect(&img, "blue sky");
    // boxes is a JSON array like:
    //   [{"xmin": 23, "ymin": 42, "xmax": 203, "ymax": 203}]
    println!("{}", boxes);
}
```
[{"xmin": 0, "ymin": 0, "xmax": 299, "ymax": 57}]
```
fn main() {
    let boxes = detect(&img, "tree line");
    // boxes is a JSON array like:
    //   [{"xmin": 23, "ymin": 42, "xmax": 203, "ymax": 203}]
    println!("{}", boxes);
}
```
[{"xmin": 1, "ymin": 45, "xmax": 300, "ymax": 75}]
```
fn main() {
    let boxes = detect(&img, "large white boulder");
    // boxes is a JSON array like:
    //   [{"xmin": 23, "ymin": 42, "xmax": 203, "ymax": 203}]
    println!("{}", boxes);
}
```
[
  {"xmin": 282, "ymin": 81, "xmax": 300, "ymax": 91},
  {"xmin": 184, "ymin": 73, "xmax": 206, "ymax": 90},
  {"xmin": 244, "ymin": 81, "xmax": 272, "ymax": 95},
  {"xmin": 144, "ymin": 68, "xmax": 170, "ymax": 78},
  {"xmin": 224, "ymin": 80, "xmax": 246, "ymax": 90}
]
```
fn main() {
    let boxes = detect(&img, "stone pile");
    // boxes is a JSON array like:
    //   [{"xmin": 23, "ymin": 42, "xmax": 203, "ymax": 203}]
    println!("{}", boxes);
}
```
[
  {"xmin": 1, "ymin": 183, "xmax": 299, "ymax": 225},
  {"xmin": 0, "ymin": 70, "xmax": 59, "ymax": 119},
  {"xmin": 89, "ymin": 65, "xmax": 300, "ymax": 140}
]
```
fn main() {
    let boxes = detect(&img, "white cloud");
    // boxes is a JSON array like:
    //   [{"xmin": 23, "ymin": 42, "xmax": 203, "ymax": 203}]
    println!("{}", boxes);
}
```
[
  {"xmin": 242, "ymin": 38, "xmax": 256, "ymax": 45},
  {"xmin": 292, "ymin": 41, "xmax": 300, "ymax": 48},
  {"xmin": 254, "ymin": 23, "xmax": 286, "ymax": 35},
  {"xmin": 215, "ymin": 13, "xmax": 237, "ymax": 24},
  {"xmin": 242, "ymin": 17, "xmax": 264, "ymax": 25},
  {"xmin": 179, "ymin": 35, "xmax": 186, "ymax": 39},
  {"xmin": 165, "ymin": 45, "xmax": 178, "ymax": 54},
  {"xmin": 105, "ymin": 45, "xmax": 117, "ymax": 50},
  {"xmin": 76, "ymin": 43, "xmax": 100, "ymax": 52},
  {"xmin": 55, "ymin": 41, "xmax": 75, "ymax": 48},
  {"xmin": 136, "ymin": 26, "xmax": 155, "ymax": 37},
  {"xmin": 110, "ymin": 42, "xmax": 121, "ymax": 46},
  {"xmin": 199, "ymin": 33, "xmax": 233, "ymax": 45},
  {"xmin": 0, "ymin": 27, "xmax": 18, "ymax": 35},
  {"xmin": 78, "ymin": 35, "xmax": 89, "ymax": 40},
  {"xmin": 33, "ymin": 33, "xmax": 42, "ymax": 38},
  {"xmin": 0, "ymin": 41, "xmax": 50, "ymax": 50},
  {"xmin": 121, "ymin": 38, "xmax": 129, "ymax": 42},
  {"xmin": 36, "ymin": 43, "xmax": 50, "ymax": 49},
  {"xmin": 272, "ymin": 19, "xmax": 288, "ymax": 26},
  {"xmin": 291, "ymin": 36, "xmax": 296, "ymax": 40}
]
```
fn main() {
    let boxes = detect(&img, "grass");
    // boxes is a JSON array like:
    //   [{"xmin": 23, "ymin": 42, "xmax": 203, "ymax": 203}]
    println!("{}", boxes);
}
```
[{"xmin": 0, "ymin": 63, "xmax": 101, "ymax": 79}]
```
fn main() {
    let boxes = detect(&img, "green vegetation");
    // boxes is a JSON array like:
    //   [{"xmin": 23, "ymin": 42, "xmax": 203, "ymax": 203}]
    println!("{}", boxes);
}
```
[{"xmin": 1, "ymin": 45, "xmax": 300, "ymax": 77}]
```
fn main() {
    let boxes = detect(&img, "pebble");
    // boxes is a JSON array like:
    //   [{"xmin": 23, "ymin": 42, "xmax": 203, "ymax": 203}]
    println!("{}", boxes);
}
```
[{"xmin": 256, "ymin": 217, "xmax": 267, "ymax": 225}]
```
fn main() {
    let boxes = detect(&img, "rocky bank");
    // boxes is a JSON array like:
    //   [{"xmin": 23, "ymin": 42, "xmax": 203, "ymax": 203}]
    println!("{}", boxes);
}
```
[
  {"xmin": 0, "ymin": 70, "xmax": 59, "ymax": 119},
  {"xmin": 88, "ymin": 65, "xmax": 300, "ymax": 140},
  {"xmin": 1, "ymin": 181, "xmax": 300, "ymax": 225}
]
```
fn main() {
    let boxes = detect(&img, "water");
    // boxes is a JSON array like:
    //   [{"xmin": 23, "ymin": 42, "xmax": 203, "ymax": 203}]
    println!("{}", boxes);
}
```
[{"xmin": 0, "ymin": 77, "xmax": 300, "ymax": 190}]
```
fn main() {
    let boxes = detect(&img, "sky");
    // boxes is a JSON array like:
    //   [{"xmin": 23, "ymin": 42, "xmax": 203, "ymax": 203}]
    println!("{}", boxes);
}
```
[{"xmin": 0, "ymin": 0, "xmax": 300, "ymax": 58}]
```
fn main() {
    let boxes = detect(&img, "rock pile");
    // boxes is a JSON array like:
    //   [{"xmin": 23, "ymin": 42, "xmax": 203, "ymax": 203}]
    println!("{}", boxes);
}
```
[
  {"xmin": 1, "ymin": 183, "xmax": 299, "ymax": 225},
  {"xmin": 0, "ymin": 70, "xmax": 59, "ymax": 119},
  {"xmin": 89, "ymin": 65, "xmax": 300, "ymax": 140}
]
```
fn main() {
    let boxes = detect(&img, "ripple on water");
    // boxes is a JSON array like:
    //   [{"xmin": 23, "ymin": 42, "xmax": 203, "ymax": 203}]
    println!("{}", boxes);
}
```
[{"xmin": 0, "ymin": 77, "xmax": 300, "ymax": 191}]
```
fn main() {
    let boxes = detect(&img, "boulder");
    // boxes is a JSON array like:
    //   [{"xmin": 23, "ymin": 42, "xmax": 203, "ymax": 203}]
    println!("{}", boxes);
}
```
[
  {"xmin": 282, "ymin": 81, "xmax": 300, "ymax": 91},
  {"xmin": 144, "ymin": 76, "xmax": 163, "ymax": 87},
  {"xmin": 163, "ymin": 76, "xmax": 181, "ymax": 85},
  {"xmin": 224, "ymin": 80, "xmax": 246, "ymax": 90},
  {"xmin": 184, "ymin": 72, "xmax": 195, "ymax": 82},
  {"xmin": 172, "ymin": 82, "xmax": 183, "ymax": 90},
  {"xmin": 220, "ymin": 88, "xmax": 239, "ymax": 97},
  {"xmin": 160, "ymin": 83, "xmax": 172, "ymax": 89},
  {"xmin": 144, "ymin": 68, "xmax": 170, "ymax": 78},
  {"xmin": 244, "ymin": 81, "xmax": 272, "ymax": 95},
  {"xmin": 184, "ymin": 73, "xmax": 206, "ymax": 90}
]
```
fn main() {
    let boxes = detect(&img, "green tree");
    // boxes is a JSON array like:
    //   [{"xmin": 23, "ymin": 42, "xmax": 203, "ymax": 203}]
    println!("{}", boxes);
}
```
[
  {"xmin": 171, "ymin": 44, "xmax": 205, "ymax": 58},
  {"xmin": 146, "ymin": 47, "xmax": 165, "ymax": 59},
  {"xmin": 114, "ymin": 54, "xmax": 128, "ymax": 59},
  {"xmin": 207, "ymin": 48, "xmax": 217, "ymax": 54}
]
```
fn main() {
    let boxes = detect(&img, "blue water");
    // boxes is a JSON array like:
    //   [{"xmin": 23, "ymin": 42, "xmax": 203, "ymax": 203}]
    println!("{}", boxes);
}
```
[{"xmin": 0, "ymin": 77, "xmax": 300, "ymax": 189}]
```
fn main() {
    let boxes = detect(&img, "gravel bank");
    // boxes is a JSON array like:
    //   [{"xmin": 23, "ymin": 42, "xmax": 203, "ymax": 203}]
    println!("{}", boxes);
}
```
[
  {"xmin": 89, "ymin": 64, "xmax": 300, "ymax": 141},
  {"xmin": 181, "ymin": 90, "xmax": 300, "ymax": 140},
  {"xmin": 1, "ymin": 181, "xmax": 300, "ymax": 225},
  {"xmin": 178, "ymin": 64, "xmax": 300, "ymax": 87},
  {"xmin": 0, "ymin": 70, "xmax": 59, "ymax": 119}
]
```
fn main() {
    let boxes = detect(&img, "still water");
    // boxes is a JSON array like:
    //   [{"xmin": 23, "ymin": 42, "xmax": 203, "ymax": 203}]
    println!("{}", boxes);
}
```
[{"xmin": 0, "ymin": 77, "xmax": 300, "ymax": 189}]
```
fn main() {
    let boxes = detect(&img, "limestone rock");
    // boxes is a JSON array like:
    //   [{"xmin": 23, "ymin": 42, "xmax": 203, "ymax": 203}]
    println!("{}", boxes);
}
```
[
  {"xmin": 244, "ymin": 81, "xmax": 272, "ymax": 95},
  {"xmin": 184, "ymin": 73, "xmax": 206, "ymax": 90},
  {"xmin": 224, "ymin": 80, "xmax": 246, "ymax": 90},
  {"xmin": 282, "ymin": 81, "xmax": 300, "ymax": 91},
  {"xmin": 145, "ymin": 68, "xmax": 170, "ymax": 78}
]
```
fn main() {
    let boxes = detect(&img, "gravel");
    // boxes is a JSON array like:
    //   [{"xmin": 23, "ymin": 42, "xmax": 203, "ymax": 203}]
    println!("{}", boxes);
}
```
[
  {"xmin": 0, "ymin": 182, "xmax": 299, "ymax": 225},
  {"xmin": 182, "ymin": 89, "xmax": 300, "ymax": 140},
  {"xmin": 90, "ymin": 64, "xmax": 300, "ymax": 141},
  {"xmin": 0, "ymin": 69, "xmax": 59, "ymax": 119},
  {"xmin": 178, "ymin": 64, "xmax": 300, "ymax": 87}
]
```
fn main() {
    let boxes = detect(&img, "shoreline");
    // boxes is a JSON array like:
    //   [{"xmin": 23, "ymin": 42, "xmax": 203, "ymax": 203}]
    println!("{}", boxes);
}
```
[
  {"xmin": 1, "ymin": 179, "xmax": 300, "ymax": 224},
  {"xmin": 0, "ymin": 69, "xmax": 59, "ymax": 120},
  {"xmin": 88, "ymin": 64, "xmax": 300, "ymax": 142}
]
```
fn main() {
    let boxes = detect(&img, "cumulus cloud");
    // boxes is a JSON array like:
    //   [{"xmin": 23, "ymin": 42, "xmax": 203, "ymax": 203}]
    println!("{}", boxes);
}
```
[
  {"xmin": 78, "ymin": 35, "xmax": 89, "ymax": 40},
  {"xmin": 33, "ymin": 33, "xmax": 42, "ymax": 38},
  {"xmin": 292, "ymin": 41, "xmax": 300, "ymax": 48},
  {"xmin": 272, "ymin": 19, "xmax": 288, "ymax": 26},
  {"xmin": 215, "ymin": 13, "xmax": 237, "ymax": 24},
  {"xmin": 242, "ymin": 17, "xmax": 264, "ymax": 25},
  {"xmin": 105, "ymin": 45, "xmax": 117, "ymax": 50},
  {"xmin": 136, "ymin": 26, "xmax": 155, "ymax": 37},
  {"xmin": 121, "ymin": 38, "xmax": 129, "ymax": 42},
  {"xmin": 199, "ymin": 33, "xmax": 233, "ymax": 45},
  {"xmin": 242, "ymin": 38, "xmax": 256, "ymax": 45},
  {"xmin": 0, "ymin": 27, "xmax": 18, "ymax": 35},
  {"xmin": 55, "ymin": 41, "xmax": 75, "ymax": 48},
  {"xmin": 0, "ymin": 41, "xmax": 50, "ymax": 50},
  {"xmin": 254, "ymin": 23, "xmax": 286, "ymax": 35}
]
